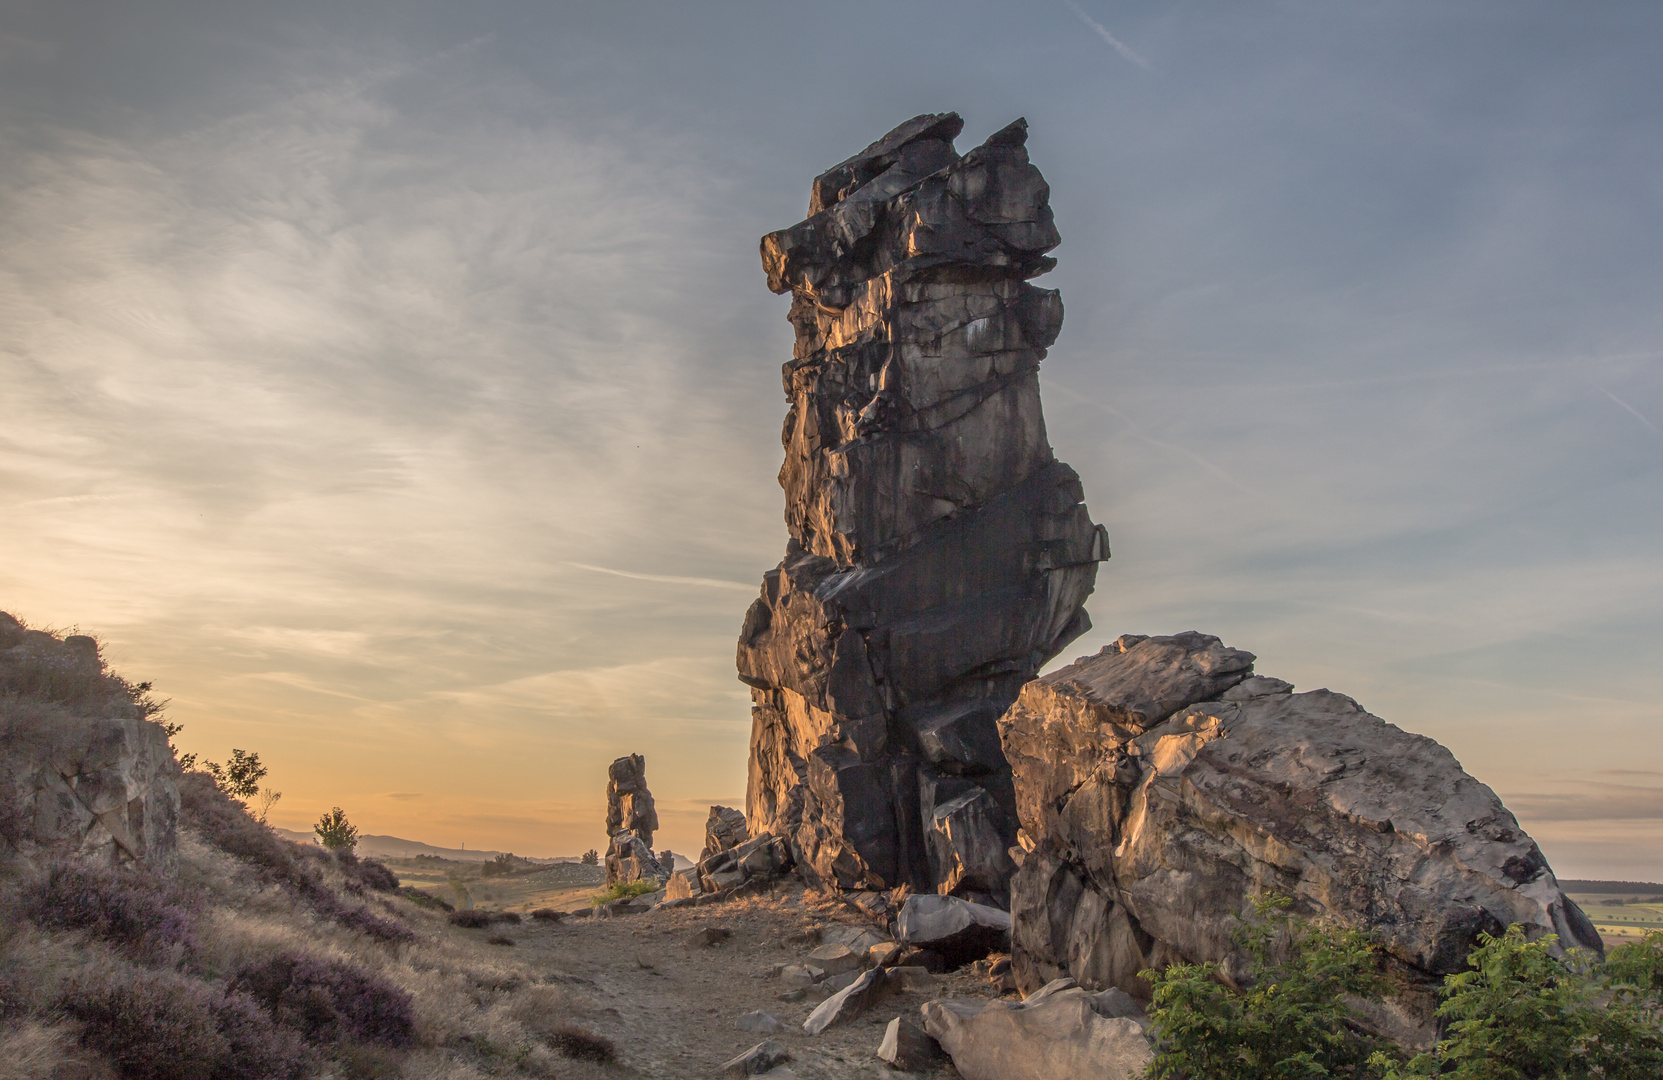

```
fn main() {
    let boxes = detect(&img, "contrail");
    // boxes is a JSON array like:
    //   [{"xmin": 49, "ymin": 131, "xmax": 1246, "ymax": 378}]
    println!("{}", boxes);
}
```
[
  {"xmin": 1596, "ymin": 385, "xmax": 1659, "ymax": 433},
  {"xmin": 567, "ymin": 562, "xmax": 757, "ymax": 592},
  {"xmin": 1061, "ymin": 0, "xmax": 1154, "ymax": 71}
]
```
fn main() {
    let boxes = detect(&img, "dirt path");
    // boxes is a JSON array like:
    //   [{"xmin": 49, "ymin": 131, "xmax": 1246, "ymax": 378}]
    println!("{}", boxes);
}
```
[{"xmin": 466, "ymin": 883, "xmax": 992, "ymax": 1078}]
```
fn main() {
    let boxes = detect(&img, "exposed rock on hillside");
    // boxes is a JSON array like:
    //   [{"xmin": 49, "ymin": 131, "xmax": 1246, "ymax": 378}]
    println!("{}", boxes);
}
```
[
  {"xmin": 1001, "ymin": 631, "xmax": 1602, "ymax": 1020},
  {"xmin": 604, "ymin": 754, "xmax": 665, "ymax": 885},
  {"xmin": 0, "ymin": 612, "xmax": 178, "ymax": 868},
  {"xmin": 741, "ymin": 112, "xmax": 1106, "ymax": 901}
]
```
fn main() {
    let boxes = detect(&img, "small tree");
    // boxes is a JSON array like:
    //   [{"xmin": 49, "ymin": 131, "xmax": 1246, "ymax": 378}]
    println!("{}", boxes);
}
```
[
  {"xmin": 314, "ymin": 807, "xmax": 358, "ymax": 851},
  {"xmin": 204, "ymin": 749, "xmax": 267, "ymax": 799},
  {"xmin": 253, "ymin": 787, "xmax": 282, "ymax": 824},
  {"xmin": 580, "ymin": 848, "xmax": 599, "ymax": 866}
]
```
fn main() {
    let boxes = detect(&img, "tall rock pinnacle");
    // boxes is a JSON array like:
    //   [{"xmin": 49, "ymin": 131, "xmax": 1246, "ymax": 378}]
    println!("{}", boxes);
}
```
[{"xmin": 739, "ymin": 113, "xmax": 1107, "ymax": 903}]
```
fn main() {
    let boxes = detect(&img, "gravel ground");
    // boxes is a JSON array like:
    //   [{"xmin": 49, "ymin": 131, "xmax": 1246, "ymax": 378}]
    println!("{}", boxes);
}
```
[{"xmin": 460, "ymin": 881, "xmax": 998, "ymax": 1078}]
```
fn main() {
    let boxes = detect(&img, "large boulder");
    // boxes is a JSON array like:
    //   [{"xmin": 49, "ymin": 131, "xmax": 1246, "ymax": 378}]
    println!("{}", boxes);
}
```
[
  {"xmin": 0, "ymin": 613, "xmax": 179, "ymax": 869},
  {"xmin": 1001, "ymin": 631, "xmax": 1602, "ymax": 1024},
  {"xmin": 896, "ymin": 893, "xmax": 1011, "ymax": 968},
  {"xmin": 740, "ymin": 112, "xmax": 1106, "ymax": 901},
  {"xmin": 919, "ymin": 978, "xmax": 1153, "ymax": 1080}
]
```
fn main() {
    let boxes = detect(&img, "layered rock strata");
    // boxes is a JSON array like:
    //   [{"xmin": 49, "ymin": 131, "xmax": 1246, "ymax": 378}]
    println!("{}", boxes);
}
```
[
  {"xmin": 740, "ymin": 112, "xmax": 1106, "ymax": 902},
  {"xmin": 604, "ymin": 753, "xmax": 665, "ymax": 885},
  {"xmin": 0, "ymin": 612, "xmax": 179, "ymax": 869},
  {"xmin": 1001, "ymin": 631, "xmax": 1602, "ymax": 1023}
]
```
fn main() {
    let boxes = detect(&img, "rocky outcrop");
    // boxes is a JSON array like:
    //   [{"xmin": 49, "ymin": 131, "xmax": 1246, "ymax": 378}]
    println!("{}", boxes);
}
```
[
  {"xmin": 604, "ymin": 754, "xmax": 664, "ymax": 885},
  {"xmin": 1001, "ymin": 631, "xmax": 1602, "ymax": 1023},
  {"xmin": 740, "ymin": 112, "xmax": 1106, "ymax": 903},
  {"xmin": 0, "ymin": 612, "xmax": 179, "ymax": 869},
  {"xmin": 702, "ymin": 804, "xmax": 748, "ymax": 860}
]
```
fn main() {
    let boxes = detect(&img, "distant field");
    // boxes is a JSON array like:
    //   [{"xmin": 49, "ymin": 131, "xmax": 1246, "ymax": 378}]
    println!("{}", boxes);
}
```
[
  {"xmin": 1564, "ymin": 884, "xmax": 1663, "ymax": 948},
  {"xmin": 388, "ymin": 855, "xmax": 609, "ymax": 913}
]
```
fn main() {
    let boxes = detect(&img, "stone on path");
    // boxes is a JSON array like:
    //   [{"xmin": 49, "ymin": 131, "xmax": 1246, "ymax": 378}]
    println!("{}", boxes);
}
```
[
  {"xmin": 806, "ymin": 942, "xmax": 863, "ymax": 975},
  {"xmin": 803, "ymin": 968, "xmax": 887, "ymax": 1035},
  {"xmin": 722, "ymin": 1039, "xmax": 790, "ymax": 1076},
  {"xmin": 735, "ymin": 1010, "xmax": 785, "ymax": 1034},
  {"xmin": 920, "ymin": 978, "xmax": 1153, "ymax": 1080},
  {"xmin": 877, "ymin": 1017, "xmax": 946, "ymax": 1071}
]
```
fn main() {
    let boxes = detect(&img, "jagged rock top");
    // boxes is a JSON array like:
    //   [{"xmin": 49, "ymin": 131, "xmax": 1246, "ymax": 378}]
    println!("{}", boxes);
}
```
[{"xmin": 762, "ymin": 112, "xmax": 1060, "ymax": 307}]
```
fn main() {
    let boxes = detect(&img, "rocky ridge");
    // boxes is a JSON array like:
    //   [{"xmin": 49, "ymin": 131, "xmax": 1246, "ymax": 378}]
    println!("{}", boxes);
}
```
[{"xmin": 739, "ymin": 111, "xmax": 1106, "ymax": 903}]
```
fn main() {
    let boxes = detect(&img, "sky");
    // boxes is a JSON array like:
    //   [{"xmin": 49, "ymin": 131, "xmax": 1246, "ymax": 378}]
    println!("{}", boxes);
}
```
[{"xmin": 2, "ymin": 0, "xmax": 1660, "ymax": 877}]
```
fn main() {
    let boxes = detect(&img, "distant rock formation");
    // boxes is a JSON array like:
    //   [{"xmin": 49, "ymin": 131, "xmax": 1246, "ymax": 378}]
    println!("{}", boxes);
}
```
[
  {"xmin": 740, "ymin": 112, "xmax": 1106, "ymax": 903},
  {"xmin": 0, "ymin": 612, "xmax": 179, "ymax": 869},
  {"xmin": 701, "ymin": 804, "xmax": 748, "ymax": 861},
  {"xmin": 1001, "ymin": 631, "xmax": 1602, "ymax": 1027},
  {"xmin": 604, "ymin": 753, "xmax": 665, "ymax": 885}
]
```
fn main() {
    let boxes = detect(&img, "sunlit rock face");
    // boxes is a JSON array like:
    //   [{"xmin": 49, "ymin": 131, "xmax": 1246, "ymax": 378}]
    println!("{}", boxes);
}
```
[
  {"xmin": 740, "ymin": 113, "xmax": 1106, "ymax": 903},
  {"xmin": 1002, "ymin": 631, "xmax": 1603, "ymax": 1026},
  {"xmin": 604, "ymin": 754, "xmax": 665, "ymax": 885}
]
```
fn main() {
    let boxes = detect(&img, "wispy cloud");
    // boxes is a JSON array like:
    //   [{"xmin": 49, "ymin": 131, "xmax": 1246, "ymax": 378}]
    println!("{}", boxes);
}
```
[
  {"xmin": 566, "ymin": 563, "xmax": 757, "ymax": 592},
  {"xmin": 1596, "ymin": 385, "xmax": 1659, "ymax": 434},
  {"xmin": 1061, "ymin": 0, "xmax": 1154, "ymax": 70}
]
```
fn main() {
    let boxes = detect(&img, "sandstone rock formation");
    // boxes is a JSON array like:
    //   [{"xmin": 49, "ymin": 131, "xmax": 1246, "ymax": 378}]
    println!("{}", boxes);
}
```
[
  {"xmin": 604, "ymin": 753, "xmax": 665, "ymax": 885},
  {"xmin": 1001, "ymin": 631, "xmax": 1602, "ymax": 1023},
  {"xmin": 0, "ymin": 612, "xmax": 179, "ymax": 869},
  {"xmin": 702, "ymin": 804, "xmax": 748, "ymax": 860},
  {"xmin": 740, "ymin": 112, "xmax": 1106, "ymax": 902}
]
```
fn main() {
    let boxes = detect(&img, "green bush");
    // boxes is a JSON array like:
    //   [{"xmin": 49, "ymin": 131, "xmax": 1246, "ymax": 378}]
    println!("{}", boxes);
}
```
[
  {"xmin": 1142, "ymin": 895, "xmax": 1394, "ymax": 1079},
  {"xmin": 588, "ymin": 880, "xmax": 658, "ymax": 907},
  {"xmin": 1377, "ymin": 927, "xmax": 1663, "ymax": 1079}
]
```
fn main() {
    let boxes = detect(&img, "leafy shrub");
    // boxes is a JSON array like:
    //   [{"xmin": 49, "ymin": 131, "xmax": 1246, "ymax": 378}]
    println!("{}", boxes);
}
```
[
  {"xmin": 496, "ymin": 911, "xmax": 522, "ymax": 924},
  {"xmin": 546, "ymin": 1025, "xmax": 615, "ymax": 1063},
  {"xmin": 1378, "ymin": 926, "xmax": 1663, "ymax": 1078},
  {"xmin": 58, "ymin": 968, "xmax": 305, "ymax": 1080},
  {"xmin": 227, "ymin": 951, "xmax": 415, "ymax": 1048},
  {"xmin": 529, "ymin": 908, "xmax": 563, "ymax": 923},
  {"xmin": 314, "ymin": 808, "xmax": 358, "ymax": 852},
  {"xmin": 449, "ymin": 910, "xmax": 493, "ymax": 929},
  {"xmin": 589, "ymin": 880, "xmax": 658, "ymax": 906},
  {"xmin": 1143, "ymin": 896, "xmax": 1394, "ymax": 1080},
  {"xmin": 24, "ymin": 861, "xmax": 196, "ymax": 955},
  {"xmin": 485, "ymin": 934, "xmax": 515, "ymax": 947},
  {"xmin": 579, "ymin": 849, "xmax": 598, "ymax": 866}
]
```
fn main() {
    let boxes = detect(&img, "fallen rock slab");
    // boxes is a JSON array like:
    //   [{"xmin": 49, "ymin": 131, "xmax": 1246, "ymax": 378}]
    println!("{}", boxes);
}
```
[
  {"xmin": 807, "ymin": 942, "xmax": 863, "ymax": 975},
  {"xmin": 877, "ymin": 1017, "xmax": 946, "ymax": 1071},
  {"xmin": 896, "ymin": 894, "xmax": 1010, "ymax": 967},
  {"xmin": 803, "ymin": 968, "xmax": 887, "ymax": 1035},
  {"xmin": 920, "ymin": 979, "xmax": 1153, "ymax": 1080},
  {"xmin": 723, "ymin": 1039, "xmax": 790, "ymax": 1076}
]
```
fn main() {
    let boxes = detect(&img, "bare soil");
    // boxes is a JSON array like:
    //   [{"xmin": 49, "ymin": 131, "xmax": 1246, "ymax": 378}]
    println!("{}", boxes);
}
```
[{"xmin": 460, "ymin": 882, "xmax": 996, "ymax": 1079}]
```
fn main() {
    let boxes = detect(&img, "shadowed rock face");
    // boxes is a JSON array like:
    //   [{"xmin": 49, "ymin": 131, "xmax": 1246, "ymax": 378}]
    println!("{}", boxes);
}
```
[
  {"xmin": 0, "ymin": 612, "xmax": 179, "ymax": 870},
  {"xmin": 741, "ymin": 113, "xmax": 1106, "ymax": 901},
  {"xmin": 1001, "ymin": 631, "xmax": 1603, "ymax": 1027}
]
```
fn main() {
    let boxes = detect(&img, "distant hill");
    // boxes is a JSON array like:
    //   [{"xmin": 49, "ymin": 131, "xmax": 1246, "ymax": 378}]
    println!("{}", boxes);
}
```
[
  {"xmin": 271, "ymin": 828, "xmax": 575, "ymax": 863},
  {"xmin": 1562, "ymin": 879, "xmax": 1663, "ymax": 894}
]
